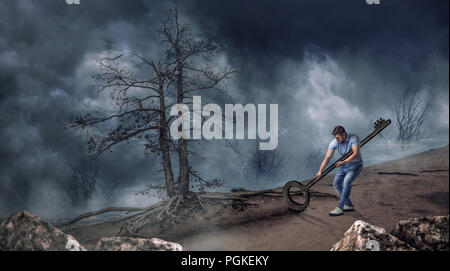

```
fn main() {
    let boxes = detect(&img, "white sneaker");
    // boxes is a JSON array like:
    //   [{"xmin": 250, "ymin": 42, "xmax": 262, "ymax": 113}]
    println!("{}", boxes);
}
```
[
  {"xmin": 343, "ymin": 205, "xmax": 355, "ymax": 212},
  {"xmin": 329, "ymin": 206, "xmax": 343, "ymax": 216}
]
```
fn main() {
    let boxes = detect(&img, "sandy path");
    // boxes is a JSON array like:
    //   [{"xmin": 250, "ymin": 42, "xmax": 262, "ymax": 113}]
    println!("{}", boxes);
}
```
[
  {"xmin": 177, "ymin": 144, "xmax": 449, "ymax": 250},
  {"xmin": 67, "ymin": 144, "xmax": 449, "ymax": 250}
]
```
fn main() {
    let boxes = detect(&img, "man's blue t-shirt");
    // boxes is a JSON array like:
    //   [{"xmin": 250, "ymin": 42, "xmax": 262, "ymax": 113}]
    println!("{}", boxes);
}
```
[{"xmin": 328, "ymin": 133, "xmax": 363, "ymax": 165}]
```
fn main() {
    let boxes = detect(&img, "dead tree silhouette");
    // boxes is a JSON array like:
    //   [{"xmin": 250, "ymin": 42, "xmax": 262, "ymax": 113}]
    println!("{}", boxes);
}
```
[
  {"xmin": 61, "ymin": 6, "xmax": 248, "ymax": 236},
  {"xmin": 395, "ymin": 87, "xmax": 434, "ymax": 144}
]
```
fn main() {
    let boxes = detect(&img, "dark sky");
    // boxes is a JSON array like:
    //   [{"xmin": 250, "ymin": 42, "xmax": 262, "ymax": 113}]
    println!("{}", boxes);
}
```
[{"xmin": 0, "ymin": 0, "xmax": 448, "ymax": 219}]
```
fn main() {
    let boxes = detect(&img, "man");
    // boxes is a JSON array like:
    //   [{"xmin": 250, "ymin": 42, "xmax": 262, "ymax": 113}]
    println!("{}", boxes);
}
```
[{"xmin": 315, "ymin": 125, "xmax": 364, "ymax": 216}]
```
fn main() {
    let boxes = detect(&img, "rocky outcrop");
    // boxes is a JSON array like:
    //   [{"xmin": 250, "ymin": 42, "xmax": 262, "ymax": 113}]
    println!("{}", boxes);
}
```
[
  {"xmin": 93, "ymin": 236, "xmax": 183, "ymax": 251},
  {"xmin": 331, "ymin": 220, "xmax": 414, "ymax": 251},
  {"xmin": 332, "ymin": 215, "xmax": 449, "ymax": 251},
  {"xmin": 0, "ymin": 210, "xmax": 183, "ymax": 251},
  {"xmin": 391, "ymin": 215, "xmax": 449, "ymax": 251},
  {"xmin": 0, "ymin": 210, "xmax": 86, "ymax": 251}
]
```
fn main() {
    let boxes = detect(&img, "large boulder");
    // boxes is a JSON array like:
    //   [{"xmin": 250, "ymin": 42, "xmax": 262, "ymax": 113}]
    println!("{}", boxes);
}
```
[
  {"xmin": 0, "ymin": 210, "xmax": 86, "ymax": 251},
  {"xmin": 93, "ymin": 236, "xmax": 183, "ymax": 251},
  {"xmin": 391, "ymin": 215, "xmax": 449, "ymax": 251},
  {"xmin": 331, "ymin": 220, "xmax": 415, "ymax": 251}
]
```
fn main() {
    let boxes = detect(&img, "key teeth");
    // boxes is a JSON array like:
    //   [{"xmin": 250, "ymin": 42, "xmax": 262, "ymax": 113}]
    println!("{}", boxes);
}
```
[{"xmin": 373, "ymin": 117, "xmax": 386, "ymax": 129}]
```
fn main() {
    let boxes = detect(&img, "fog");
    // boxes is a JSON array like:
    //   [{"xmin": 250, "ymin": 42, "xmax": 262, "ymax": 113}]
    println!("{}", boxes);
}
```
[{"xmin": 0, "ymin": 0, "xmax": 448, "ymax": 220}]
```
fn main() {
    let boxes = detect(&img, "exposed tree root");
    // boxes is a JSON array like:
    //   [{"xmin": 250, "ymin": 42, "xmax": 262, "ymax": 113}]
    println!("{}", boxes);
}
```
[
  {"xmin": 54, "ymin": 206, "xmax": 151, "ymax": 227},
  {"xmin": 55, "ymin": 188, "xmax": 337, "ymax": 236},
  {"xmin": 116, "ymin": 191, "xmax": 259, "ymax": 236}
]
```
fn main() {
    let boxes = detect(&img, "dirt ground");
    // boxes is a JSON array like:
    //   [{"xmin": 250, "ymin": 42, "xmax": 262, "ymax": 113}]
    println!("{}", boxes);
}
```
[{"xmin": 66, "ymin": 144, "xmax": 449, "ymax": 250}]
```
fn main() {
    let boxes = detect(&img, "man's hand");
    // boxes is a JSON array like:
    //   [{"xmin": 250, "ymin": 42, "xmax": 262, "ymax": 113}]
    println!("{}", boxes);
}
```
[
  {"xmin": 314, "ymin": 171, "xmax": 322, "ymax": 179},
  {"xmin": 335, "ymin": 161, "xmax": 345, "ymax": 168}
]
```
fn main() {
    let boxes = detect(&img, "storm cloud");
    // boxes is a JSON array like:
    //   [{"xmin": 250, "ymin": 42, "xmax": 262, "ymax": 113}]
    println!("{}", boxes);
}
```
[{"xmin": 0, "ymin": 0, "xmax": 448, "ymax": 219}]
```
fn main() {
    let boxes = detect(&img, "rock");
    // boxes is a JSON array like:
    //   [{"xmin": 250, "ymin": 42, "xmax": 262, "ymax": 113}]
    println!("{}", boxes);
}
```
[
  {"xmin": 391, "ymin": 215, "xmax": 449, "ymax": 251},
  {"xmin": 331, "ymin": 220, "xmax": 415, "ymax": 251},
  {"xmin": 93, "ymin": 236, "xmax": 183, "ymax": 251},
  {"xmin": 0, "ymin": 210, "xmax": 86, "ymax": 251}
]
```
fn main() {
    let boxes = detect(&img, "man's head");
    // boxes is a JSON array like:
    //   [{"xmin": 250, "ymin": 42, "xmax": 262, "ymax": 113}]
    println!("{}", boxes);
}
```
[{"xmin": 332, "ymin": 125, "xmax": 347, "ymax": 143}]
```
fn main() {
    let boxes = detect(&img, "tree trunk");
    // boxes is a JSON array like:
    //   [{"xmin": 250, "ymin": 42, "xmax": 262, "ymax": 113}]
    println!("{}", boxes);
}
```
[
  {"xmin": 159, "ymin": 84, "xmax": 175, "ymax": 197},
  {"xmin": 177, "ymin": 138, "xmax": 190, "ymax": 195},
  {"xmin": 176, "ymin": 67, "xmax": 190, "ymax": 196}
]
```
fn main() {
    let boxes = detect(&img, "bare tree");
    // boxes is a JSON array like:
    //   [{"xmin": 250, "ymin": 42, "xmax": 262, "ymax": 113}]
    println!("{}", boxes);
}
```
[
  {"xmin": 65, "ymin": 144, "xmax": 125, "ymax": 205},
  {"xmin": 249, "ymin": 141, "xmax": 286, "ymax": 183},
  {"xmin": 225, "ymin": 140, "xmax": 251, "ymax": 181},
  {"xmin": 65, "ymin": 51, "xmax": 177, "ymax": 198},
  {"xmin": 297, "ymin": 149, "xmax": 322, "ymax": 175},
  {"xmin": 227, "ymin": 120, "xmax": 286, "ymax": 184},
  {"xmin": 395, "ymin": 87, "xmax": 434, "ymax": 143},
  {"xmin": 65, "ymin": 145, "xmax": 99, "ymax": 206},
  {"xmin": 157, "ymin": 6, "xmax": 236, "ymax": 199},
  {"xmin": 60, "ymin": 6, "xmax": 242, "ymax": 235}
]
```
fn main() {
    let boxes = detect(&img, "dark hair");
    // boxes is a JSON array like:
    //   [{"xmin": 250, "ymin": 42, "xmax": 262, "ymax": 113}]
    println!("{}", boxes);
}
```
[{"xmin": 332, "ymin": 125, "xmax": 346, "ymax": 136}]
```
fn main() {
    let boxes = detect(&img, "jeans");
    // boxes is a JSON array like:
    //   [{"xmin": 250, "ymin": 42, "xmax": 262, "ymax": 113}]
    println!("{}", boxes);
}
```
[{"xmin": 333, "ymin": 162, "xmax": 363, "ymax": 209}]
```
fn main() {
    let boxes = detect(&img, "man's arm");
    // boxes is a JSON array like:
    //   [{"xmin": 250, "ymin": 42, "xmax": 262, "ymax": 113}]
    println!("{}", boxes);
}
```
[
  {"xmin": 336, "ymin": 144, "xmax": 359, "ymax": 167},
  {"xmin": 315, "ymin": 148, "xmax": 334, "ymax": 179},
  {"xmin": 336, "ymin": 135, "xmax": 360, "ymax": 167}
]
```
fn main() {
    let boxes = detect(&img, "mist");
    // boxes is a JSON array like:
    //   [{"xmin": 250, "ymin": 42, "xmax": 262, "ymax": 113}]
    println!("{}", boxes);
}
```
[{"xmin": 0, "ymin": 0, "xmax": 448, "ymax": 220}]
